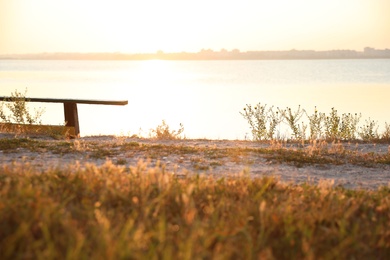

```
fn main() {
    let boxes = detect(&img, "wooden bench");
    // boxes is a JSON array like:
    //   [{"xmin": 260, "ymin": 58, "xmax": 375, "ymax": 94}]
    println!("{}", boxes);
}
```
[{"xmin": 0, "ymin": 97, "xmax": 128, "ymax": 137}]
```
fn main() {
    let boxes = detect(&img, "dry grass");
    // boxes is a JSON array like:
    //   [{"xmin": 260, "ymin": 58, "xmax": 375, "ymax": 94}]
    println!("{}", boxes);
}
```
[
  {"xmin": 1, "ymin": 137, "xmax": 390, "ymax": 169},
  {"xmin": 0, "ymin": 123, "xmax": 74, "ymax": 139},
  {"xmin": 0, "ymin": 160, "xmax": 389, "ymax": 259}
]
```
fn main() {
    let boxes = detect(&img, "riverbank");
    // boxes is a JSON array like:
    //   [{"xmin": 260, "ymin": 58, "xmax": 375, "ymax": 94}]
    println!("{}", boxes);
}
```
[
  {"xmin": 1, "ymin": 134, "xmax": 389, "ymax": 190},
  {"xmin": 1, "ymin": 134, "xmax": 390, "ymax": 258}
]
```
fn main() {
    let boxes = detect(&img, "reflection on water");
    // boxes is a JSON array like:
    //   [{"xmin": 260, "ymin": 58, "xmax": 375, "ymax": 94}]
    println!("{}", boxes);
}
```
[{"xmin": 1, "ymin": 60, "xmax": 390, "ymax": 139}]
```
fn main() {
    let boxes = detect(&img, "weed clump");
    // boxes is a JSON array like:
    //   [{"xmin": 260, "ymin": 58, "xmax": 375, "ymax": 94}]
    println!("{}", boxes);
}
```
[
  {"xmin": 0, "ymin": 89, "xmax": 44, "ymax": 125},
  {"xmin": 149, "ymin": 120, "xmax": 185, "ymax": 140},
  {"xmin": 279, "ymin": 105, "xmax": 306, "ymax": 140},
  {"xmin": 359, "ymin": 118, "xmax": 379, "ymax": 141},
  {"xmin": 240, "ymin": 103, "xmax": 282, "ymax": 140},
  {"xmin": 242, "ymin": 102, "xmax": 388, "ymax": 142},
  {"xmin": 381, "ymin": 122, "xmax": 390, "ymax": 142}
]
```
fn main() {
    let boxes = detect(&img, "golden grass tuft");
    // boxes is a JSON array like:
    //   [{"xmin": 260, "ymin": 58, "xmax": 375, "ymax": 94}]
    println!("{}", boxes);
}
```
[{"xmin": 0, "ymin": 122, "xmax": 74, "ymax": 139}]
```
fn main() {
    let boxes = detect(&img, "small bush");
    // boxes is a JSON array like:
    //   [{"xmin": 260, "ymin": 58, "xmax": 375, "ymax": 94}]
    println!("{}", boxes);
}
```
[
  {"xmin": 279, "ymin": 105, "xmax": 306, "ymax": 140},
  {"xmin": 0, "ymin": 89, "xmax": 45, "ymax": 125},
  {"xmin": 149, "ymin": 120, "xmax": 185, "ymax": 140},
  {"xmin": 240, "ymin": 103, "xmax": 283, "ymax": 140},
  {"xmin": 381, "ymin": 122, "xmax": 390, "ymax": 141},
  {"xmin": 358, "ymin": 118, "xmax": 379, "ymax": 141},
  {"xmin": 324, "ymin": 107, "xmax": 341, "ymax": 140},
  {"xmin": 339, "ymin": 112, "xmax": 361, "ymax": 140},
  {"xmin": 306, "ymin": 107, "xmax": 325, "ymax": 140},
  {"xmin": 323, "ymin": 108, "xmax": 361, "ymax": 140}
]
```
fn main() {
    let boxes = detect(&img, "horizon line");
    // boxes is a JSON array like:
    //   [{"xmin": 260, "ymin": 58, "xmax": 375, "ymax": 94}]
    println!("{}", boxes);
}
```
[{"xmin": 2, "ymin": 47, "xmax": 390, "ymax": 56}]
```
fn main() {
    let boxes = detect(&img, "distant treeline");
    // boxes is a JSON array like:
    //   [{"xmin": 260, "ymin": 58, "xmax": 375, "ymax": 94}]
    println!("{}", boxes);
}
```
[{"xmin": 1, "ymin": 47, "xmax": 390, "ymax": 60}]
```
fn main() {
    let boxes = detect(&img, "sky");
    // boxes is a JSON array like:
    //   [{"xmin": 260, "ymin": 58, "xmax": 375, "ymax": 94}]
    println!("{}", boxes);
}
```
[{"xmin": 1, "ymin": 0, "xmax": 389, "ymax": 54}]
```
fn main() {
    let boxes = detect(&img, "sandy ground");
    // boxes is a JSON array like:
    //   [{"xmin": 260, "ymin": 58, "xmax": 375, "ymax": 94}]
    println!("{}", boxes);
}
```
[{"xmin": 1, "ymin": 134, "xmax": 390, "ymax": 190}]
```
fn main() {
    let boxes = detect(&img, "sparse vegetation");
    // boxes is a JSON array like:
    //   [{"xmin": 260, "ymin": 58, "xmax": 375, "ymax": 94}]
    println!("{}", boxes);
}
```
[
  {"xmin": 242, "ymin": 103, "xmax": 389, "ymax": 142},
  {"xmin": 1, "ymin": 136, "xmax": 389, "ymax": 170}
]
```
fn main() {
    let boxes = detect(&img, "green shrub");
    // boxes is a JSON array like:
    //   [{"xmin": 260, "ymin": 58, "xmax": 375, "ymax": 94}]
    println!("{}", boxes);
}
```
[
  {"xmin": 240, "ymin": 103, "xmax": 283, "ymax": 140},
  {"xmin": 381, "ymin": 122, "xmax": 390, "ymax": 141},
  {"xmin": 358, "ymin": 118, "xmax": 379, "ymax": 141},
  {"xmin": 0, "ymin": 89, "xmax": 45, "ymax": 125},
  {"xmin": 306, "ymin": 107, "xmax": 325, "ymax": 140},
  {"xmin": 323, "ymin": 108, "xmax": 361, "ymax": 140},
  {"xmin": 279, "ymin": 105, "xmax": 306, "ymax": 140},
  {"xmin": 339, "ymin": 113, "xmax": 361, "ymax": 140}
]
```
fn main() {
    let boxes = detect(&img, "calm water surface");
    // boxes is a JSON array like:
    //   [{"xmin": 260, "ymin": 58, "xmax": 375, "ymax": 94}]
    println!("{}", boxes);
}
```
[{"xmin": 1, "ymin": 59, "xmax": 390, "ymax": 139}]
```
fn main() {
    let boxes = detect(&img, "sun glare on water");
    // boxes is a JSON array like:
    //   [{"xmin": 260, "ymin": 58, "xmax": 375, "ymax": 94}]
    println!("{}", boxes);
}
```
[
  {"xmin": 138, "ymin": 60, "xmax": 177, "ymax": 86},
  {"xmin": 103, "ymin": 60, "xmax": 197, "ymax": 137}
]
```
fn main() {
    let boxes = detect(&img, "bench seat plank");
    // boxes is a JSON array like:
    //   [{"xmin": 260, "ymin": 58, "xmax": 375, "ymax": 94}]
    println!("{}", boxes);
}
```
[{"xmin": 0, "ymin": 97, "xmax": 128, "ymax": 106}]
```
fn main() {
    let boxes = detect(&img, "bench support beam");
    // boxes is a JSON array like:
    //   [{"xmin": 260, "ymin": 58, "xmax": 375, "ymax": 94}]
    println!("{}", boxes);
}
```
[{"xmin": 64, "ymin": 102, "xmax": 80, "ymax": 137}]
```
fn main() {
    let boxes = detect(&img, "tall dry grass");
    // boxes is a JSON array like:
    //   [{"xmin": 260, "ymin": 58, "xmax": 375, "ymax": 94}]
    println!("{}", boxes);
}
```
[{"xmin": 0, "ymin": 161, "xmax": 389, "ymax": 259}]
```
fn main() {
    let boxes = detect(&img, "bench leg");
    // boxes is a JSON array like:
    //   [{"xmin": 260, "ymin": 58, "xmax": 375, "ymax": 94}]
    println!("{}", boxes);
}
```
[{"xmin": 64, "ymin": 102, "xmax": 80, "ymax": 137}]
